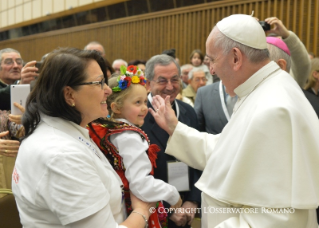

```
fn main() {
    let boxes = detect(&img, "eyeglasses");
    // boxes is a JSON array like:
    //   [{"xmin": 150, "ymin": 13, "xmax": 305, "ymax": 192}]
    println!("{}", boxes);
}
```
[
  {"xmin": 194, "ymin": 78, "xmax": 208, "ymax": 82},
  {"xmin": 2, "ymin": 58, "xmax": 23, "ymax": 66},
  {"xmin": 77, "ymin": 78, "xmax": 105, "ymax": 89},
  {"xmin": 153, "ymin": 77, "xmax": 180, "ymax": 85}
]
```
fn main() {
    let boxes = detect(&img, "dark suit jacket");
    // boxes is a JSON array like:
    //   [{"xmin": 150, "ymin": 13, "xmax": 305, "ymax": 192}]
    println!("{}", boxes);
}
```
[
  {"xmin": 194, "ymin": 81, "xmax": 228, "ymax": 134},
  {"xmin": 303, "ymin": 90, "xmax": 319, "ymax": 118},
  {"xmin": 0, "ymin": 82, "xmax": 11, "ymax": 110},
  {"xmin": 142, "ymin": 99, "xmax": 202, "ymax": 208}
]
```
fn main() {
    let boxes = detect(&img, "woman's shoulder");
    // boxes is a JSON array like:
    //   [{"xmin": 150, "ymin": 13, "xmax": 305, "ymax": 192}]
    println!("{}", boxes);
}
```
[{"xmin": 22, "ymin": 121, "xmax": 91, "ymax": 158}]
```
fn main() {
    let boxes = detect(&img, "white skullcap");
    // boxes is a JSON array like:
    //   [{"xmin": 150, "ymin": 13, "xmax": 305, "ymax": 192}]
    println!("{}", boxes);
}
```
[{"xmin": 216, "ymin": 14, "xmax": 267, "ymax": 50}]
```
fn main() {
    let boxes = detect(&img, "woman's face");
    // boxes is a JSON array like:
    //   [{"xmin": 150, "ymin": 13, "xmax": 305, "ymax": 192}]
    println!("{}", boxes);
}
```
[{"xmin": 74, "ymin": 60, "xmax": 112, "ymax": 127}]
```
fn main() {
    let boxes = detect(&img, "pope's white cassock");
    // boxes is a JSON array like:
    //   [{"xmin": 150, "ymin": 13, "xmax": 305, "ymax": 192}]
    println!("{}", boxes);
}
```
[{"xmin": 165, "ymin": 61, "xmax": 319, "ymax": 228}]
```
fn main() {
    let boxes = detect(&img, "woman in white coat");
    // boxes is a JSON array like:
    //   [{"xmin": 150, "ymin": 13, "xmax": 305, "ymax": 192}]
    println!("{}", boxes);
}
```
[{"xmin": 12, "ymin": 48, "xmax": 153, "ymax": 228}]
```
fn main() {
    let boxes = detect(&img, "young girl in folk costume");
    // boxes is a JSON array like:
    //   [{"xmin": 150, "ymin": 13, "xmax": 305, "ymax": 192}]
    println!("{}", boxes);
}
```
[{"xmin": 88, "ymin": 65, "xmax": 182, "ymax": 228}]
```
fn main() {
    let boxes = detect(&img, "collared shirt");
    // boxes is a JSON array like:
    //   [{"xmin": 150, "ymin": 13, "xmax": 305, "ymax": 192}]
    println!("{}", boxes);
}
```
[{"xmin": 12, "ymin": 114, "xmax": 125, "ymax": 227}]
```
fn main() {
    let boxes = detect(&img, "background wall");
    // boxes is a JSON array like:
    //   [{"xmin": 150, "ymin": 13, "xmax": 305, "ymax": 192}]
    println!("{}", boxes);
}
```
[
  {"xmin": 0, "ymin": 0, "xmax": 110, "ymax": 28},
  {"xmin": 0, "ymin": 0, "xmax": 317, "ymax": 65}
]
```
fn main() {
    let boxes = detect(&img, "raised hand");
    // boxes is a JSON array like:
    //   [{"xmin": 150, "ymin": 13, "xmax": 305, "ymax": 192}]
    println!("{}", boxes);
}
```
[
  {"xmin": 265, "ymin": 17, "xmax": 290, "ymax": 39},
  {"xmin": 20, "ymin": 60, "xmax": 39, "ymax": 84},
  {"xmin": 148, "ymin": 95, "xmax": 178, "ymax": 135}
]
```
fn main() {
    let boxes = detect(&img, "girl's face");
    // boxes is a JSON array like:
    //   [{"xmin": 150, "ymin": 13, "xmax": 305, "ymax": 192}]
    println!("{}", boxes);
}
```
[
  {"xmin": 191, "ymin": 53, "xmax": 202, "ymax": 67},
  {"xmin": 118, "ymin": 85, "xmax": 148, "ymax": 126}
]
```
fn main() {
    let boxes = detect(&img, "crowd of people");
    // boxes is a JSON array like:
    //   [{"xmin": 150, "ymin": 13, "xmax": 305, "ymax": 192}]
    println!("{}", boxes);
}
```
[{"xmin": 0, "ymin": 14, "xmax": 319, "ymax": 228}]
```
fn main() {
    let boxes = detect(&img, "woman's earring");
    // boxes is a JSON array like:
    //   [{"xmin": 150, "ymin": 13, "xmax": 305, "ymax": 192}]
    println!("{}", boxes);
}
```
[{"xmin": 72, "ymin": 103, "xmax": 75, "ymax": 107}]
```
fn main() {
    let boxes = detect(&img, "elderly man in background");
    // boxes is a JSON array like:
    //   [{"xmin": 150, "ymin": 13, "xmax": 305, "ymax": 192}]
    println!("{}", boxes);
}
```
[
  {"xmin": 112, "ymin": 59, "xmax": 128, "ymax": 74},
  {"xmin": 150, "ymin": 14, "xmax": 319, "ymax": 228},
  {"xmin": 84, "ymin": 41, "xmax": 106, "ymax": 57},
  {"xmin": 0, "ymin": 48, "xmax": 38, "ymax": 110},
  {"xmin": 182, "ymin": 69, "xmax": 207, "ymax": 104},
  {"xmin": 142, "ymin": 54, "xmax": 201, "ymax": 228}
]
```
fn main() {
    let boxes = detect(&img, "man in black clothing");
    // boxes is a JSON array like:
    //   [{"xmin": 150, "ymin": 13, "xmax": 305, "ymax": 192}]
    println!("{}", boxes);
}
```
[{"xmin": 142, "ymin": 54, "xmax": 201, "ymax": 228}]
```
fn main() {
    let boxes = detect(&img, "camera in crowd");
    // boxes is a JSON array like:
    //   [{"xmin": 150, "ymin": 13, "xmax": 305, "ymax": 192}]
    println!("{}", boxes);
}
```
[{"xmin": 259, "ymin": 21, "xmax": 271, "ymax": 31}]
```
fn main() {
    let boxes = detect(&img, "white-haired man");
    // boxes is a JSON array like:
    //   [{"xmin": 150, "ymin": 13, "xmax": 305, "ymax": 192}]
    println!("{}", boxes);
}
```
[
  {"xmin": 182, "ymin": 68, "xmax": 207, "ymax": 103},
  {"xmin": 112, "ymin": 59, "xmax": 128, "ymax": 74},
  {"xmin": 84, "ymin": 41, "xmax": 105, "ymax": 57}
]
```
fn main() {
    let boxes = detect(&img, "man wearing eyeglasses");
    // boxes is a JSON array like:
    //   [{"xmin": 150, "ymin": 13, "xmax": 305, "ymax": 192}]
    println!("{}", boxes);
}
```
[
  {"xmin": 0, "ymin": 48, "xmax": 38, "ymax": 111},
  {"xmin": 182, "ymin": 69, "xmax": 207, "ymax": 104},
  {"xmin": 142, "ymin": 54, "xmax": 201, "ymax": 228}
]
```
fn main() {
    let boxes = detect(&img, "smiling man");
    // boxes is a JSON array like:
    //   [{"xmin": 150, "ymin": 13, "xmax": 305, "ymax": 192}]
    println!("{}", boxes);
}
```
[{"xmin": 142, "ymin": 54, "xmax": 201, "ymax": 228}]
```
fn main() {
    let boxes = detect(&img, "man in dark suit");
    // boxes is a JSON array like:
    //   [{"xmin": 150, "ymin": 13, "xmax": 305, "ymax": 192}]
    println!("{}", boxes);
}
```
[
  {"xmin": 303, "ymin": 90, "xmax": 319, "ymax": 118},
  {"xmin": 194, "ymin": 81, "xmax": 234, "ymax": 134},
  {"xmin": 142, "ymin": 54, "xmax": 201, "ymax": 228}
]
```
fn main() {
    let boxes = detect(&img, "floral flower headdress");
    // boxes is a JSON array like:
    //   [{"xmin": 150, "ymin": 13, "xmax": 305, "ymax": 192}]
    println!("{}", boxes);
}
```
[{"xmin": 112, "ymin": 65, "xmax": 147, "ymax": 92}]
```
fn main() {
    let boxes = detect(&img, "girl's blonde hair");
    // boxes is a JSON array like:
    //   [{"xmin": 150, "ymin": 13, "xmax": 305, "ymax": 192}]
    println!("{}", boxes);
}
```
[
  {"xmin": 107, "ymin": 77, "xmax": 144, "ymax": 119},
  {"xmin": 304, "ymin": 58, "xmax": 319, "ymax": 90}
]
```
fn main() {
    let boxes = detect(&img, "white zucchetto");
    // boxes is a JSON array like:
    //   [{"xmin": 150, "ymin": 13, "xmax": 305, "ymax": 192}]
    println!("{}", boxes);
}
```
[{"xmin": 216, "ymin": 14, "xmax": 267, "ymax": 50}]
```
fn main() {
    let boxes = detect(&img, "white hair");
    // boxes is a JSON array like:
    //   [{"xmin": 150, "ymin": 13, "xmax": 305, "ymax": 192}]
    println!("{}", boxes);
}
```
[
  {"xmin": 112, "ymin": 59, "xmax": 128, "ymax": 68},
  {"xmin": 267, "ymin": 43, "xmax": 291, "ymax": 72},
  {"xmin": 181, "ymin": 64, "xmax": 193, "ymax": 72},
  {"xmin": 188, "ymin": 68, "xmax": 205, "ymax": 80}
]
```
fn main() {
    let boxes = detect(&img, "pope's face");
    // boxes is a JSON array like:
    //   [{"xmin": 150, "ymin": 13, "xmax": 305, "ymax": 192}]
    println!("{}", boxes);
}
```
[
  {"xmin": 203, "ymin": 56, "xmax": 210, "ymax": 67},
  {"xmin": 206, "ymin": 29, "xmax": 236, "ymax": 96}
]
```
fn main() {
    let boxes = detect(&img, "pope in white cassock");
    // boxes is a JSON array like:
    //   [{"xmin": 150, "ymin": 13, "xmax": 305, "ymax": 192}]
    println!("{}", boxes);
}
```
[{"xmin": 149, "ymin": 14, "xmax": 319, "ymax": 228}]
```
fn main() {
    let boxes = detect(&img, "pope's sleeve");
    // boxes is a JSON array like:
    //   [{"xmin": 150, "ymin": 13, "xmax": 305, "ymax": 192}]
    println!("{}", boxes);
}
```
[
  {"xmin": 111, "ymin": 131, "xmax": 180, "ymax": 205},
  {"xmin": 165, "ymin": 122, "xmax": 220, "ymax": 171}
]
